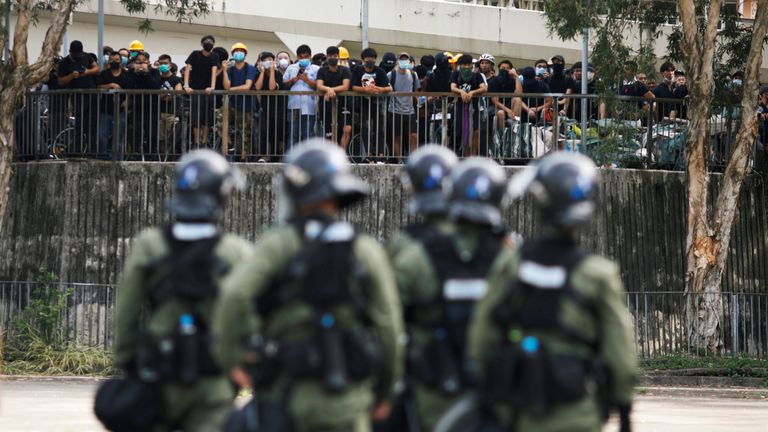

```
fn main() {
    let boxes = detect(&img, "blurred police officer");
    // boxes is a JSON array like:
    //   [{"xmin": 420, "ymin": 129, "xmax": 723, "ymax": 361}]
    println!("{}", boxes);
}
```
[
  {"xmin": 108, "ymin": 150, "xmax": 253, "ymax": 432},
  {"xmin": 463, "ymin": 152, "xmax": 636, "ymax": 432},
  {"xmin": 213, "ymin": 139, "xmax": 404, "ymax": 432},
  {"xmin": 390, "ymin": 157, "xmax": 513, "ymax": 431}
]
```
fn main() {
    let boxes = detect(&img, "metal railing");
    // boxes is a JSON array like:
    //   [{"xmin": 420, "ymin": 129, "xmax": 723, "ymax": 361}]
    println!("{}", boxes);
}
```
[
  {"xmin": 628, "ymin": 291, "xmax": 768, "ymax": 359},
  {"xmin": 14, "ymin": 89, "xmax": 749, "ymax": 169},
  {"xmin": 0, "ymin": 281, "xmax": 116, "ymax": 349},
  {"xmin": 2, "ymin": 281, "xmax": 767, "ymax": 359},
  {"xmin": 444, "ymin": 0, "xmax": 545, "ymax": 10}
]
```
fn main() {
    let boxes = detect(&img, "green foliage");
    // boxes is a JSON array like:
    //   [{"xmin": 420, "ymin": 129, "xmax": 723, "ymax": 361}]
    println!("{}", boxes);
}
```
[
  {"xmin": 642, "ymin": 354, "xmax": 768, "ymax": 379},
  {"xmin": 0, "ymin": 268, "xmax": 115, "ymax": 376},
  {"xmin": 119, "ymin": 0, "xmax": 212, "ymax": 33}
]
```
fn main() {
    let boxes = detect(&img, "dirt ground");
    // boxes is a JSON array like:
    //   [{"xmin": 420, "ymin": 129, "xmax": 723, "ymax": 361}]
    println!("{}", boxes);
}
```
[{"xmin": 1, "ymin": 378, "xmax": 767, "ymax": 432}]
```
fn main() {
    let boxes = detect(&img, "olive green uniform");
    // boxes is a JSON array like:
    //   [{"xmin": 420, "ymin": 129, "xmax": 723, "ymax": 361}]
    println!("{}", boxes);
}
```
[
  {"xmin": 114, "ymin": 227, "xmax": 254, "ymax": 432},
  {"xmin": 468, "ymin": 246, "xmax": 637, "ymax": 432},
  {"xmin": 213, "ymin": 223, "xmax": 404, "ymax": 432},
  {"xmin": 391, "ymin": 221, "xmax": 508, "ymax": 430}
]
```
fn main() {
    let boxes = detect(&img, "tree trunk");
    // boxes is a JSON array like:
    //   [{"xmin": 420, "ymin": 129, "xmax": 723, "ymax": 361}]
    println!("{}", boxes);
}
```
[
  {"xmin": 0, "ymin": 89, "xmax": 15, "ymax": 236},
  {"xmin": 679, "ymin": 0, "xmax": 724, "ymax": 353}
]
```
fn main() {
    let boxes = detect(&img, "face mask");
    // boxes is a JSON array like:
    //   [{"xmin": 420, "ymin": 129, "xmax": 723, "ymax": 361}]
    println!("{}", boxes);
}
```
[
  {"xmin": 110, "ymin": 61, "xmax": 121, "ymax": 71},
  {"xmin": 328, "ymin": 58, "xmax": 339, "ymax": 67},
  {"xmin": 404, "ymin": 63, "xmax": 414, "ymax": 70},
  {"xmin": 399, "ymin": 60, "xmax": 409, "ymax": 69},
  {"xmin": 129, "ymin": 51, "xmax": 138, "ymax": 59},
  {"xmin": 278, "ymin": 58, "xmax": 289, "ymax": 69},
  {"xmin": 202, "ymin": 42, "xmax": 214, "ymax": 52},
  {"xmin": 459, "ymin": 67, "xmax": 473, "ymax": 80},
  {"xmin": 262, "ymin": 60, "xmax": 273, "ymax": 69},
  {"xmin": 159, "ymin": 64, "xmax": 170, "ymax": 74},
  {"xmin": 552, "ymin": 64, "xmax": 565, "ymax": 76},
  {"xmin": 733, "ymin": 79, "xmax": 742, "ymax": 86},
  {"xmin": 121, "ymin": 56, "xmax": 128, "ymax": 66},
  {"xmin": 233, "ymin": 52, "xmax": 246, "ymax": 62},
  {"xmin": 587, "ymin": 71, "xmax": 595, "ymax": 82},
  {"xmin": 365, "ymin": 60, "xmax": 376, "ymax": 69},
  {"xmin": 103, "ymin": 54, "xmax": 110, "ymax": 64},
  {"xmin": 535, "ymin": 67, "xmax": 547, "ymax": 77},
  {"xmin": 298, "ymin": 59, "xmax": 311, "ymax": 68}
]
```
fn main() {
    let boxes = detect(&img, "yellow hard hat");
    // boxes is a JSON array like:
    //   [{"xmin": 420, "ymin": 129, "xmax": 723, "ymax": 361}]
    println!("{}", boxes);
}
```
[
  {"xmin": 338, "ymin": 46, "xmax": 350, "ymax": 59},
  {"xmin": 449, "ymin": 53, "xmax": 462, "ymax": 64},
  {"xmin": 129, "ymin": 40, "xmax": 144, "ymax": 51},
  {"xmin": 231, "ymin": 42, "xmax": 248, "ymax": 54},
  {"xmin": 443, "ymin": 51, "xmax": 454, "ymax": 60}
]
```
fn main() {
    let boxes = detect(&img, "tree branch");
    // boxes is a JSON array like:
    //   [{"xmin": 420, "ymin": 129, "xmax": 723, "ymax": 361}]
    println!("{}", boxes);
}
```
[
  {"xmin": 700, "ymin": 0, "xmax": 723, "ymax": 80},
  {"xmin": 712, "ymin": 0, "xmax": 768, "ymax": 258},
  {"xmin": 11, "ymin": 0, "xmax": 33, "ymax": 69},
  {"xmin": 25, "ymin": 0, "xmax": 78, "ymax": 86},
  {"xmin": 678, "ymin": 0, "xmax": 698, "ymax": 61}
]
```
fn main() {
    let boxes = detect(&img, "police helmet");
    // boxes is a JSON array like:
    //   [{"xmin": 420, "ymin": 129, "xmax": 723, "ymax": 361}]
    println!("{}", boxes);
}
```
[
  {"xmin": 166, "ymin": 150, "xmax": 245, "ymax": 221},
  {"xmin": 447, "ymin": 158, "xmax": 508, "ymax": 227},
  {"xmin": 510, "ymin": 152, "xmax": 598, "ymax": 229},
  {"xmin": 280, "ymin": 139, "xmax": 369, "ymax": 212},
  {"xmin": 402, "ymin": 145, "xmax": 458, "ymax": 215}
]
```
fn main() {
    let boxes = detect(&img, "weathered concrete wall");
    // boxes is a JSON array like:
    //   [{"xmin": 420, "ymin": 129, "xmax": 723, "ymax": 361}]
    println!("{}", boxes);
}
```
[{"xmin": 1, "ymin": 161, "xmax": 767, "ymax": 293}]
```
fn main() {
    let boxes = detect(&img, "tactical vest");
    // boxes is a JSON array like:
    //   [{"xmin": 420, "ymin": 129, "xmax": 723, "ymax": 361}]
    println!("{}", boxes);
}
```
[
  {"xmin": 486, "ymin": 237, "xmax": 601, "ymax": 419},
  {"xmin": 252, "ymin": 219, "xmax": 380, "ymax": 393},
  {"xmin": 408, "ymin": 226, "xmax": 504, "ymax": 395},
  {"xmin": 137, "ymin": 226, "xmax": 230, "ymax": 384}
]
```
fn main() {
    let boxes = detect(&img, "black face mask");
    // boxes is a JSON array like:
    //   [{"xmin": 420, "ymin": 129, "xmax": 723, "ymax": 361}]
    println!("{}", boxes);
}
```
[
  {"xmin": 110, "ymin": 61, "xmax": 121, "ymax": 71},
  {"xmin": 552, "ymin": 63, "xmax": 565, "ymax": 77},
  {"xmin": 328, "ymin": 58, "xmax": 339, "ymax": 67},
  {"xmin": 365, "ymin": 60, "xmax": 376, "ymax": 69},
  {"xmin": 202, "ymin": 42, "xmax": 214, "ymax": 52}
]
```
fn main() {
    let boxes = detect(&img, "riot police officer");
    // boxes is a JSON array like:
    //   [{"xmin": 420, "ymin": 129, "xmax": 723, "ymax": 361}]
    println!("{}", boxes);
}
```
[
  {"xmin": 387, "ymin": 145, "xmax": 458, "ymax": 258},
  {"xmin": 390, "ymin": 157, "xmax": 513, "ymax": 431},
  {"xmin": 464, "ymin": 152, "xmax": 636, "ymax": 432},
  {"xmin": 103, "ymin": 150, "xmax": 253, "ymax": 432},
  {"xmin": 213, "ymin": 139, "xmax": 404, "ymax": 432}
]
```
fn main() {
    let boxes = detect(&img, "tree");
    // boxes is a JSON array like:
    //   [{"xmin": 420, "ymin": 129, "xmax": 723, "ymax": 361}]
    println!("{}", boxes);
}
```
[
  {"xmin": 543, "ymin": 0, "xmax": 768, "ymax": 353},
  {"xmin": 0, "ymin": 0, "xmax": 212, "ymax": 234}
]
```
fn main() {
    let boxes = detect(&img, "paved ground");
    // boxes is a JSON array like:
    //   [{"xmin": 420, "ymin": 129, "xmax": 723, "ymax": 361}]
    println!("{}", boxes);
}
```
[{"xmin": 1, "ymin": 378, "xmax": 767, "ymax": 431}]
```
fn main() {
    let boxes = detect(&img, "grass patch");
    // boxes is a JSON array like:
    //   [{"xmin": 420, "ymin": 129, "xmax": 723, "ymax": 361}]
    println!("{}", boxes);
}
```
[
  {"xmin": 2, "ymin": 336, "xmax": 116, "ymax": 376},
  {"xmin": 641, "ymin": 354, "xmax": 768, "ymax": 379}
]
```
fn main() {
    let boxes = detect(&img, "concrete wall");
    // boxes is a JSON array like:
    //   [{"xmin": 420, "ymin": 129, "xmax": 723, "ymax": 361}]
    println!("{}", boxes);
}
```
[{"xmin": 1, "ymin": 161, "xmax": 767, "ymax": 293}]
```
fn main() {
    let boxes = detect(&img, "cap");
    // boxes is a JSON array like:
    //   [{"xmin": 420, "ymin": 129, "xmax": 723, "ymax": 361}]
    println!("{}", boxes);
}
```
[
  {"xmin": 550, "ymin": 54, "xmax": 565, "ymax": 64},
  {"xmin": 399, "ymin": 52, "xmax": 410, "ymax": 60}
]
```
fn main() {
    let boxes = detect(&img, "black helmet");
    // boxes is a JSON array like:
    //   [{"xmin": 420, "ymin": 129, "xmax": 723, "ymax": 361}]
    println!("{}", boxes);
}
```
[
  {"xmin": 166, "ymin": 150, "xmax": 245, "ymax": 221},
  {"xmin": 510, "ymin": 152, "xmax": 598, "ymax": 229},
  {"xmin": 448, "ymin": 158, "xmax": 508, "ymax": 227},
  {"xmin": 402, "ymin": 145, "xmax": 458, "ymax": 215},
  {"xmin": 280, "ymin": 139, "xmax": 368, "ymax": 213}
]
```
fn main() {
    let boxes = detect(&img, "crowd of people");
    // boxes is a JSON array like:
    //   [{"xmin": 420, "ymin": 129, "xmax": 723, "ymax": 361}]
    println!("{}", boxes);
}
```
[{"xmin": 32, "ymin": 35, "xmax": 757, "ymax": 164}]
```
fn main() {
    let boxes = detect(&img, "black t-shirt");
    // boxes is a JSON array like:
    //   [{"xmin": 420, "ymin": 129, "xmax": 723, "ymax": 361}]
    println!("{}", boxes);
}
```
[
  {"xmin": 489, "ymin": 72, "xmax": 517, "ymax": 109},
  {"xmin": 58, "ymin": 54, "xmax": 97, "ymax": 89},
  {"xmin": 159, "ymin": 74, "xmax": 183, "ymax": 113},
  {"xmin": 568, "ymin": 79, "xmax": 597, "ymax": 120},
  {"xmin": 620, "ymin": 80, "xmax": 649, "ymax": 98},
  {"xmin": 521, "ymin": 80, "xmax": 550, "ymax": 123},
  {"xmin": 450, "ymin": 70, "xmax": 485, "ymax": 108},
  {"xmin": 317, "ymin": 66, "xmax": 351, "ymax": 89},
  {"xmin": 127, "ymin": 69, "xmax": 161, "ymax": 111},
  {"xmin": 351, "ymin": 66, "xmax": 389, "ymax": 89},
  {"xmin": 427, "ymin": 69, "xmax": 452, "ymax": 93},
  {"xmin": 185, "ymin": 50, "xmax": 220, "ymax": 90},
  {"xmin": 97, "ymin": 69, "xmax": 132, "ymax": 113},
  {"xmin": 547, "ymin": 74, "xmax": 575, "ymax": 94}
]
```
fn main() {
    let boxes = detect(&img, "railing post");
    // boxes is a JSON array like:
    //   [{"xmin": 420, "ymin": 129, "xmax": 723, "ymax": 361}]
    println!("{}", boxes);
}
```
[
  {"xmin": 441, "ymin": 97, "xmax": 448, "ymax": 147},
  {"xmin": 732, "ymin": 293, "xmax": 739, "ymax": 357},
  {"xmin": 551, "ymin": 102, "xmax": 559, "ymax": 152},
  {"xmin": 646, "ymin": 99, "xmax": 654, "ymax": 168},
  {"xmin": 112, "ymin": 89, "xmax": 120, "ymax": 161},
  {"xmin": 332, "ymin": 97, "xmax": 338, "ymax": 144}
]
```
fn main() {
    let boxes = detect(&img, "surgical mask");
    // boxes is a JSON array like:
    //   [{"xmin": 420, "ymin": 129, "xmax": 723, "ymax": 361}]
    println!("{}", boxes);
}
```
[
  {"xmin": 262, "ymin": 60, "xmax": 273, "ymax": 69},
  {"xmin": 404, "ymin": 63, "xmax": 414, "ymax": 70},
  {"xmin": 552, "ymin": 63, "xmax": 565, "ymax": 76},
  {"xmin": 159, "ymin": 64, "xmax": 170, "ymax": 74},
  {"xmin": 535, "ymin": 67, "xmax": 547, "ymax": 77},
  {"xmin": 110, "ymin": 61, "xmax": 121, "ymax": 71},
  {"xmin": 103, "ymin": 54, "xmax": 110, "ymax": 64},
  {"xmin": 202, "ymin": 41, "xmax": 214, "ymax": 52},
  {"xmin": 298, "ymin": 59, "xmax": 311, "ymax": 68},
  {"xmin": 129, "ymin": 51, "xmax": 138, "ymax": 59},
  {"xmin": 587, "ymin": 71, "xmax": 595, "ymax": 82},
  {"xmin": 459, "ymin": 67, "xmax": 473, "ymax": 81},
  {"xmin": 365, "ymin": 60, "xmax": 376, "ymax": 69},
  {"xmin": 233, "ymin": 52, "xmax": 246, "ymax": 62},
  {"xmin": 278, "ymin": 58, "xmax": 290, "ymax": 69},
  {"xmin": 399, "ymin": 60, "xmax": 410, "ymax": 69},
  {"xmin": 121, "ymin": 56, "xmax": 128, "ymax": 66},
  {"xmin": 732, "ymin": 79, "xmax": 742, "ymax": 86},
  {"xmin": 328, "ymin": 58, "xmax": 339, "ymax": 67}
]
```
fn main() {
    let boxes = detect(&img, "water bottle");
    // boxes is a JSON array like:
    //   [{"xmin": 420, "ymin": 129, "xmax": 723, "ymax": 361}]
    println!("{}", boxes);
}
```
[
  {"xmin": 319, "ymin": 314, "xmax": 349, "ymax": 393},
  {"xmin": 178, "ymin": 313, "xmax": 198, "ymax": 384}
]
